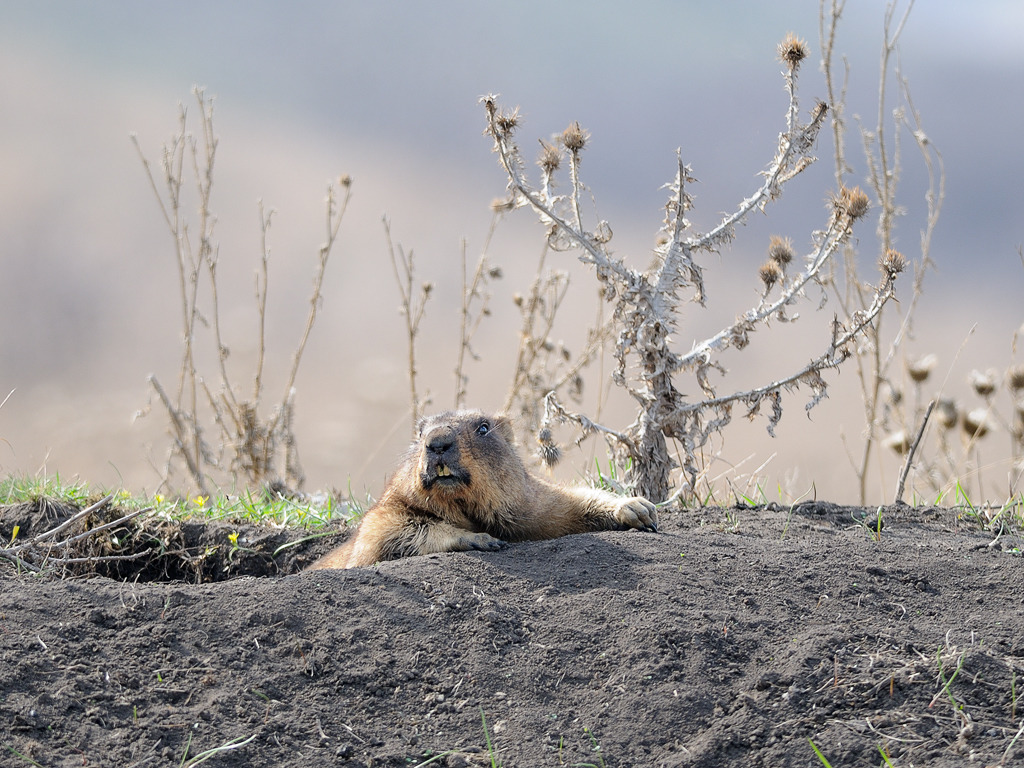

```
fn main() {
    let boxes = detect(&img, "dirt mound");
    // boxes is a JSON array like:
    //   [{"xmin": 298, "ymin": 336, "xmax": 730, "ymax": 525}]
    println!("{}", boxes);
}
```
[{"xmin": 2, "ymin": 501, "xmax": 1023, "ymax": 767}]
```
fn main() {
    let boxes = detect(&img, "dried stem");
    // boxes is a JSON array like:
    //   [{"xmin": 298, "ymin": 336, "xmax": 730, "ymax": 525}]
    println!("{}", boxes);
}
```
[
  {"xmin": 384, "ymin": 216, "xmax": 432, "ymax": 429},
  {"xmin": 270, "ymin": 180, "xmax": 351, "ymax": 434},
  {"xmin": 455, "ymin": 212, "xmax": 503, "ymax": 409},
  {"xmin": 894, "ymin": 398, "xmax": 935, "ymax": 503},
  {"xmin": 820, "ymin": 0, "xmax": 943, "ymax": 502},
  {"xmin": 253, "ymin": 201, "xmax": 274, "ymax": 402}
]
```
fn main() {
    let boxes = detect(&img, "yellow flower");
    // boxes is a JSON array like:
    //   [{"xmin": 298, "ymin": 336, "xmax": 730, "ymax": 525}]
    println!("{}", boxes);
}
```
[
  {"xmin": 228, "ymin": 532, "xmax": 239, "ymax": 546},
  {"xmin": 193, "ymin": 495, "xmax": 208, "ymax": 508},
  {"xmin": 155, "ymin": 494, "xmax": 165, "ymax": 504}
]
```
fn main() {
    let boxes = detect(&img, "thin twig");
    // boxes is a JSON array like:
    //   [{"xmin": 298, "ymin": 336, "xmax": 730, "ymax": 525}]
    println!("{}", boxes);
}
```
[
  {"xmin": 384, "ymin": 216, "xmax": 430, "ymax": 428},
  {"xmin": 895, "ymin": 399, "xmax": 935, "ymax": 503},
  {"xmin": 272, "ymin": 180, "xmax": 351, "ymax": 432}
]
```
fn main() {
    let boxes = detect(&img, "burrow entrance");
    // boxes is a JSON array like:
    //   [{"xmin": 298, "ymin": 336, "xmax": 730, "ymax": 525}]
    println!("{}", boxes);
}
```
[{"xmin": 0, "ymin": 498, "xmax": 342, "ymax": 582}]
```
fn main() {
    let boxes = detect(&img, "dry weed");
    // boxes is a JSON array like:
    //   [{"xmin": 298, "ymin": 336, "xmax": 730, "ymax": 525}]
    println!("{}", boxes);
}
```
[{"xmin": 133, "ymin": 88, "xmax": 350, "ymax": 495}]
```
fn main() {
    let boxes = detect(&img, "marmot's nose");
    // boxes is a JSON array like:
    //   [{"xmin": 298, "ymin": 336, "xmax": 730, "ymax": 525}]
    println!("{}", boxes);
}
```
[{"xmin": 425, "ymin": 432, "xmax": 454, "ymax": 456}]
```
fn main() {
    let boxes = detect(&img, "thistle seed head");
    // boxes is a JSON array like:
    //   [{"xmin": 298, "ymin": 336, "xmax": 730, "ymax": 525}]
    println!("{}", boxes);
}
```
[
  {"xmin": 888, "ymin": 385, "xmax": 903, "ymax": 407},
  {"xmin": 562, "ymin": 121, "xmax": 588, "ymax": 153},
  {"xmin": 906, "ymin": 353, "xmax": 937, "ymax": 383},
  {"xmin": 759, "ymin": 260, "xmax": 784, "ymax": 292},
  {"xmin": 767, "ymin": 235, "xmax": 794, "ymax": 268},
  {"xmin": 495, "ymin": 107, "xmax": 521, "ymax": 136},
  {"xmin": 538, "ymin": 139, "xmax": 562, "ymax": 174},
  {"xmin": 778, "ymin": 33, "xmax": 809, "ymax": 69},
  {"xmin": 962, "ymin": 407, "xmax": 994, "ymax": 440},
  {"xmin": 833, "ymin": 185, "xmax": 871, "ymax": 221},
  {"xmin": 880, "ymin": 248, "xmax": 906, "ymax": 280},
  {"xmin": 883, "ymin": 430, "xmax": 910, "ymax": 455},
  {"xmin": 969, "ymin": 368, "xmax": 998, "ymax": 398},
  {"xmin": 536, "ymin": 427, "xmax": 561, "ymax": 468},
  {"xmin": 935, "ymin": 398, "xmax": 958, "ymax": 429},
  {"xmin": 1007, "ymin": 364, "xmax": 1024, "ymax": 392}
]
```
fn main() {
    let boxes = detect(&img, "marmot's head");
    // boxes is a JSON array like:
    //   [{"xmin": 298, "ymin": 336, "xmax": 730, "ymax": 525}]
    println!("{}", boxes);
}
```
[{"xmin": 412, "ymin": 410, "xmax": 523, "ymax": 511}]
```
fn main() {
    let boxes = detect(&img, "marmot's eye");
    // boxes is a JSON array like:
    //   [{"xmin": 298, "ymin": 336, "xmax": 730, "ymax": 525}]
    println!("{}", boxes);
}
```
[{"xmin": 476, "ymin": 422, "xmax": 490, "ymax": 436}]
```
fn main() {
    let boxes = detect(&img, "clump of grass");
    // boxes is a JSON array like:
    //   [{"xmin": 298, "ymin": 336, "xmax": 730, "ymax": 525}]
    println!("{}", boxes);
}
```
[
  {"xmin": 0, "ymin": 473, "xmax": 93, "ymax": 508},
  {"xmin": 0, "ymin": 474, "xmax": 362, "ymax": 580}
]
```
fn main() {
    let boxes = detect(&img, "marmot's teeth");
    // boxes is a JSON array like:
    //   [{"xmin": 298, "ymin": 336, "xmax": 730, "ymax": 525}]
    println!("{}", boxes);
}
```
[{"xmin": 437, "ymin": 465, "xmax": 451, "ymax": 477}]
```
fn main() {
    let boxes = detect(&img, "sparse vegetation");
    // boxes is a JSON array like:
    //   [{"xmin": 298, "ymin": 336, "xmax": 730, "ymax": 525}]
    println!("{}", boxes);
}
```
[{"xmin": 132, "ymin": 87, "xmax": 350, "ymax": 497}]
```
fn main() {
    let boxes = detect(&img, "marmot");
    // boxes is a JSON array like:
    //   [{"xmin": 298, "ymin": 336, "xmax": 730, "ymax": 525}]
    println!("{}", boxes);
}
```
[{"xmin": 307, "ymin": 409, "xmax": 658, "ymax": 570}]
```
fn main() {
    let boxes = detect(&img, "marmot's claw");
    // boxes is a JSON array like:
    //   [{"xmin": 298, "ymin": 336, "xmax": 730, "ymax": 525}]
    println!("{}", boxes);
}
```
[
  {"xmin": 461, "ymin": 532, "xmax": 507, "ymax": 552},
  {"xmin": 616, "ymin": 497, "xmax": 659, "ymax": 533}
]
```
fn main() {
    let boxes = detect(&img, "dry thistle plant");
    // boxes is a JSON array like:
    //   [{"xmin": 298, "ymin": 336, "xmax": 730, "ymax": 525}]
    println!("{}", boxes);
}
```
[
  {"xmin": 820, "ymin": 0, "xmax": 945, "ymax": 503},
  {"xmin": 482, "ymin": 34, "xmax": 904, "ymax": 503},
  {"xmin": 133, "ymin": 88, "xmax": 350, "ymax": 496}
]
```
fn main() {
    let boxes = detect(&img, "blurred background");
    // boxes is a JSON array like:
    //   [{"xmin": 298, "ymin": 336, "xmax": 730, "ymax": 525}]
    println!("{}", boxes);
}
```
[{"xmin": 0, "ymin": 1, "xmax": 1021, "ymax": 504}]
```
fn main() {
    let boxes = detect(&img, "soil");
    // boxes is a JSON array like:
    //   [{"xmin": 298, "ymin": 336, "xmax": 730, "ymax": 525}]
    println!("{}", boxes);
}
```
[{"xmin": 1, "ymin": 499, "xmax": 1023, "ymax": 768}]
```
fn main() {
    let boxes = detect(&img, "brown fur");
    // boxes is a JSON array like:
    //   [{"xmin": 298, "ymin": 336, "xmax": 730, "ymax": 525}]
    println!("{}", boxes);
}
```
[{"xmin": 307, "ymin": 410, "xmax": 658, "ymax": 570}]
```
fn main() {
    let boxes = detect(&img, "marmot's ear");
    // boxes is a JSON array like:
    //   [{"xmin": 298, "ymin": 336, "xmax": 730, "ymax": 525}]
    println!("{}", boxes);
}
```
[{"xmin": 492, "ymin": 413, "xmax": 515, "ymax": 440}]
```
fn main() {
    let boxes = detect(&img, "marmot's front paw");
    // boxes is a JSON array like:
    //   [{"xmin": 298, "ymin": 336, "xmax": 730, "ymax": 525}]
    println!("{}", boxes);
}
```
[
  {"xmin": 613, "ymin": 496, "xmax": 659, "ymax": 532},
  {"xmin": 456, "ymin": 531, "xmax": 508, "ymax": 552}
]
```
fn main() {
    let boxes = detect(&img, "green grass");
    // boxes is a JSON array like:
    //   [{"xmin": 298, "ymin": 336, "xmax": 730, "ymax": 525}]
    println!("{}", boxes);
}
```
[
  {"xmin": 481, "ymin": 708, "xmax": 502, "ymax": 768},
  {"xmin": 0, "ymin": 473, "xmax": 93, "ymax": 508},
  {"xmin": 0, "ymin": 473, "xmax": 365, "ymax": 530},
  {"xmin": 808, "ymin": 739, "xmax": 833, "ymax": 768}
]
